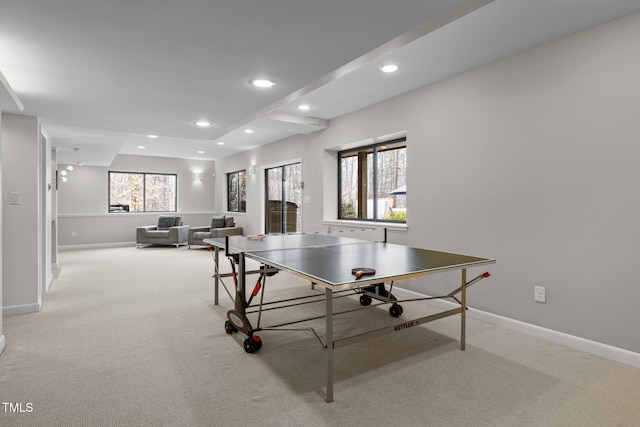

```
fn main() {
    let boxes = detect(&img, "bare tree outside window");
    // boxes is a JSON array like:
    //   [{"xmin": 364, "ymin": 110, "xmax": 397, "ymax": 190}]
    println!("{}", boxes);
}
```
[
  {"xmin": 227, "ymin": 170, "xmax": 246, "ymax": 212},
  {"xmin": 340, "ymin": 154, "xmax": 358, "ymax": 218},
  {"xmin": 109, "ymin": 171, "xmax": 177, "ymax": 212},
  {"xmin": 145, "ymin": 174, "xmax": 176, "ymax": 211}
]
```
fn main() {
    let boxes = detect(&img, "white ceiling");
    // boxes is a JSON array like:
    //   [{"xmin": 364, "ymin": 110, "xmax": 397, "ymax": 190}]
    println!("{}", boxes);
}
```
[{"xmin": 2, "ymin": 0, "xmax": 640, "ymax": 166}]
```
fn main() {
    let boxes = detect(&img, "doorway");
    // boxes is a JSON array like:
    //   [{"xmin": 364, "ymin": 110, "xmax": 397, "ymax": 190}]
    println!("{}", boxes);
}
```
[{"xmin": 265, "ymin": 162, "xmax": 302, "ymax": 234}]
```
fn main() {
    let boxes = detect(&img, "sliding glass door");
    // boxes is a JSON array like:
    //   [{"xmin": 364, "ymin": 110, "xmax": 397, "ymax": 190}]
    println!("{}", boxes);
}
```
[{"xmin": 265, "ymin": 162, "xmax": 302, "ymax": 234}]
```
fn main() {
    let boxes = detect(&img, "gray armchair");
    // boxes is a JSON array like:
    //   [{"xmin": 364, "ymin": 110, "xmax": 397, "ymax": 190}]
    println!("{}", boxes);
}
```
[
  {"xmin": 189, "ymin": 216, "xmax": 243, "ymax": 248},
  {"xmin": 136, "ymin": 215, "xmax": 190, "ymax": 248}
]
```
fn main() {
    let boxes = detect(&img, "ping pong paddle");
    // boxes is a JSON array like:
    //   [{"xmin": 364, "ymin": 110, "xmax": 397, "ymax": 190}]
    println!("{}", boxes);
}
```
[{"xmin": 352, "ymin": 267, "xmax": 376, "ymax": 279}]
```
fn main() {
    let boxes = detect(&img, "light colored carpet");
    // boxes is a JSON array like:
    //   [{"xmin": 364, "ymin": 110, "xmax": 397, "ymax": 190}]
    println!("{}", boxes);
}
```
[{"xmin": 1, "ymin": 246, "xmax": 639, "ymax": 426}]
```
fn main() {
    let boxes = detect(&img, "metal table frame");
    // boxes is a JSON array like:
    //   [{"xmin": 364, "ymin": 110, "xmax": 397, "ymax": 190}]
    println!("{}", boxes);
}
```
[{"xmin": 207, "ymin": 234, "xmax": 494, "ymax": 403}]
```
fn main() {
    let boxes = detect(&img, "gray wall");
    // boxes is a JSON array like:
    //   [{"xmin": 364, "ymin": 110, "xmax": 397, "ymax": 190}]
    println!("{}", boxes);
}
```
[
  {"xmin": 1, "ymin": 114, "xmax": 42, "ymax": 313},
  {"xmin": 217, "ymin": 12, "xmax": 640, "ymax": 354},
  {"xmin": 57, "ymin": 154, "xmax": 216, "ymax": 246},
  {"xmin": 0, "ymin": 110, "xmax": 3, "ymax": 351}
]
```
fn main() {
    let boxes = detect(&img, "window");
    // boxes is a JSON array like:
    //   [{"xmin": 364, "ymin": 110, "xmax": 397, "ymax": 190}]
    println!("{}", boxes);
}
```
[
  {"xmin": 109, "ymin": 171, "xmax": 177, "ymax": 212},
  {"xmin": 339, "ymin": 137, "xmax": 406, "ymax": 222},
  {"xmin": 227, "ymin": 170, "xmax": 247, "ymax": 212},
  {"xmin": 265, "ymin": 162, "xmax": 302, "ymax": 233}
]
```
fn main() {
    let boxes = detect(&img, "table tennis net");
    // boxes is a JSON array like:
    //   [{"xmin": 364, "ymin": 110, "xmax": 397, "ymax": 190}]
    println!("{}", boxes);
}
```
[{"xmin": 227, "ymin": 227, "xmax": 387, "ymax": 253}]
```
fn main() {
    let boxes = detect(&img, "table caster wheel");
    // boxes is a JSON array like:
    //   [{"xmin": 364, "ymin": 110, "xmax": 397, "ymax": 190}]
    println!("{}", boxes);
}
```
[
  {"xmin": 244, "ymin": 336, "xmax": 262, "ymax": 353},
  {"xmin": 389, "ymin": 304, "xmax": 403, "ymax": 318},
  {"xmin": 225, "ymin": 320, "xmax": 238, "ymax": 334},
  {"xmin": 359, "ymin": 294, "xmax": 372, "ymax": 306}
]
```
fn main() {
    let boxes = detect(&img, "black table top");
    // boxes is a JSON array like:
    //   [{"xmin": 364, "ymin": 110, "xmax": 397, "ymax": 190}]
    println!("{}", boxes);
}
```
[{"xmin": 207, "ymin": 234, "xmax": 494, "ymax": 288}]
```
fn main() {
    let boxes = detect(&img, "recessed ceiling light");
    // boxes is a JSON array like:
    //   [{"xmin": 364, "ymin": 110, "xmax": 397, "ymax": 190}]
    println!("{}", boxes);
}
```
[
  {"xmin": 380, "ymin": 64, "xmax": 399, "ymax": 73},
  {"xmin": 147, "ymin": 134, "xmax": 158, "ymax": 138},
  {"xmin": 197, "ymin": 150, "xmax": 205, "ymax": 154},
  {"xmin": 244, "ymin": 129, "xmax": 254, "ymax": 134},
  {"xmin": 195, "ymin": 121, "xmax": 212, "ymax": 127},
  {"xmin": 297, "ymin": 104, "xmax": 311, "ymax": 111},
  {"xmin": 217, "ymin": 141, "xmax": 225, "ymax": 145},
  {"xmin": 138, "ymin": 146, "xmax": 146, "ymax": 149},
  {"xmin": 250, "ymin": 79, "xmax": 276, "ymax": 88}
]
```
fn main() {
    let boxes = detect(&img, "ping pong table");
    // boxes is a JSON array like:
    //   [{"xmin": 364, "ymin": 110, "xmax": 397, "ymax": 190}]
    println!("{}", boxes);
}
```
[{"xmin": 205, "ymin": 231, "xmax": 495, "ymax": 402}]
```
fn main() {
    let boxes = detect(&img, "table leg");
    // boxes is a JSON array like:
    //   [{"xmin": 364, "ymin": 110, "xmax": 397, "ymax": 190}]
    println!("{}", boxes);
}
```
[
  {"xmin": 237, "ymin": 253, "xmax": 246, "ymax": 312},
  {"xmin": 326, "ymin": 287, "xmax": 334, "ymax": 403},
  {"xmin": 214, "ymin": 246, "xmax": 219, "ymax": 306},
  {"xmin": 461, "ymin": 268, "xmax": 467, "ymax": 351}
]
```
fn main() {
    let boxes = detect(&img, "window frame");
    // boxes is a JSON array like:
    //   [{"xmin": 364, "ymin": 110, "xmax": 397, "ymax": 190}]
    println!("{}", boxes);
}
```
[
  {"xmin": 264, "ymin": 161, "xmax": 302, "ymax": 234},
  {"xmin": 226, "ymin": 169, "xmax": 247, "ymax": 213},
  {"xmin": 337, "ymin": 137, "xmax": 407, "ymax": 223},
  {"xmin": 108, "ymin": 171, "xmax": 177, "ymax": 213}
]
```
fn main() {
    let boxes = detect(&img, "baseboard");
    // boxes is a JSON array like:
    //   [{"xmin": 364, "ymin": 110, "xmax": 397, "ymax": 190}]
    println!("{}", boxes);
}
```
[
  {"xmin": 45, "ymin": 273, "xmax": 54, "ymax": 293},
  {"xmin": 0, "ymin": 335, "xmax": 5, "ymax": 355},
  {"xmin": 3, "ymin": 302, "xmax": 42, "ymax": 316},
  {"xmin": 394, "ymin": 288, "xmax": 640, "ymax": 370},
  {"xmin": 59, "ymin": 241, "xmax": 135, "ymax": 251}
]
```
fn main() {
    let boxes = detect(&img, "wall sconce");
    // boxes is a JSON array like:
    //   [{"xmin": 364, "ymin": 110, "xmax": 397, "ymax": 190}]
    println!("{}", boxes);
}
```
[
  {"xmin": 50, "ymin": 165, "xmax": 75, "ymax": 190},
  {"xmin": 249, "ymin": 165, "xmax": 257, "ymax": 176},
  {"xmin": 192, "ymin": 173, "xmax": 202, "ymax": 182}
]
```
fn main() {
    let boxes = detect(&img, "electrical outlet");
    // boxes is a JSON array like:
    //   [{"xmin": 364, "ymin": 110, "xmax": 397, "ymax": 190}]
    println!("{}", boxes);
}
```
[{"xmin": 534, "ymin": 286, "xmax": 546, "ymax": 303}]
